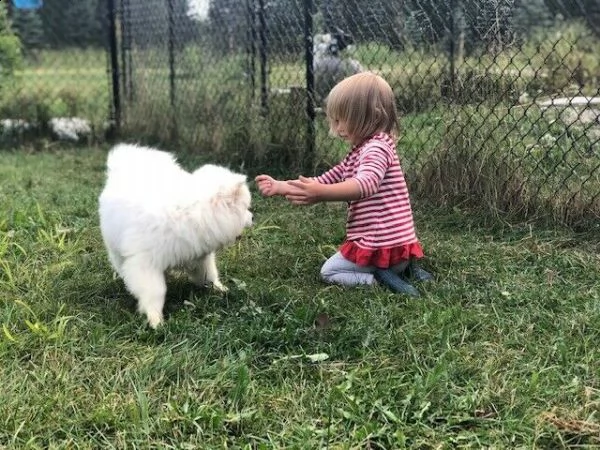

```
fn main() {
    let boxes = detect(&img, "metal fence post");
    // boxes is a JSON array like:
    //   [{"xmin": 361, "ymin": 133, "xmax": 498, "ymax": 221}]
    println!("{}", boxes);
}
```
[
  {"xmin": 449, "ymin": 0, "xmax": 456, "ymax": 100},
  {"xmin": 120, "ymin": 0, "xmax": 133, "ymax": 102},
  {"xmin": 246, "ymin": 0, "xmax": 256, "ymax": 101},
  {"xmin": 304, "ymin": 0, "xmax": 316, "ymax": 169},
  {"xmin": 107, "ymin": 0, "xmax": 121, "ymax": 135},
  {"xmin": 167, "ymin": 0, "xmax": 177, "ymax": 139},
  {"xmin": 257, "ymin": 0, "xmax": 268, "ymax": 116}
]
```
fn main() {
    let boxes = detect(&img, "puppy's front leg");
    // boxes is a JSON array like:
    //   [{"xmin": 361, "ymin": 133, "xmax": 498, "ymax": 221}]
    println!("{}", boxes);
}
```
[
  {"xmin": 188, "ymin": 253, "xmax": 228, "ymax": 293},
  {"xmin": 204, "ymin": 252, "xmax": 228, "ymax": 292}
]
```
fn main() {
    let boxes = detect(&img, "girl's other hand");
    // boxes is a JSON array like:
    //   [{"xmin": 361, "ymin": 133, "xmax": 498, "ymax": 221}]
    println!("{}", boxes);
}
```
[{"xmin": 285, "ymin": 176, "xmax": 321, "ymax": 205}]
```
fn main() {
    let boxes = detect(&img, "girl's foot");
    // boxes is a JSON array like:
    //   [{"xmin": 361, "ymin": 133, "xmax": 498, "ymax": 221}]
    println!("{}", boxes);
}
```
[
  {"xmin": 406, "ymin": 261, "xmax": 434, "ymax": 282},
  {"xmin": 374, "ymin": 269, "xmax": 419, "ymax": 297}
]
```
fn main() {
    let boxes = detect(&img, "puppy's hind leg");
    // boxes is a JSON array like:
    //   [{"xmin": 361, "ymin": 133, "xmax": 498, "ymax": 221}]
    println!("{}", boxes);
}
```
[
  {"xmin": 188, "ymin": 253, "xmax": 228, "ymax": 293},
  {"xmin": 121, "ymin": 256, "xmax": 167, "ymax": 328},
  {"xmin": 106, "ymin": 248, "xmax": 125, "ymax": 279}
]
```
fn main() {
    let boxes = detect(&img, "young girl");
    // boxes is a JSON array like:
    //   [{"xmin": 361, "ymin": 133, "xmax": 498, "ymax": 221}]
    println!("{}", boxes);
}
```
[{"xmin": 256, "ymin": 72, "xmax": 431, "ymax": 296}]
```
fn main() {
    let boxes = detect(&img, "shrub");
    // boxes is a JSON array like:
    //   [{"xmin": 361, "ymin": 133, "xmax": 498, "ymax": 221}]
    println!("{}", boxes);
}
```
[
  {"xmin": 521, "ymin": 21, "xmax": 600, "ymax": 95},
  {"xmin": 0, "ymin": 3, "xmax": 22, "ymax": 87},
  {"xmin": 412, "ymin": 105, "xmax": 600, "ymax": 228}
]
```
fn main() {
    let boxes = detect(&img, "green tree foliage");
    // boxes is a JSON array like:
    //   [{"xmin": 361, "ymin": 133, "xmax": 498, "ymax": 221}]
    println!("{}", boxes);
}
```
[
  {"xmin": 40, "ymin": 0, "xmax": 106, "ymax": 48},
  {"xmin": 11, "ymin": 8, "xmax": 44, "ymax": 51},
  {"xmin": 0, "ymin": 3, "xmax": 22, "ymax": 82},
  {"xmin": 126, "ymin": 0, "xmax": 600, "ymax": 58},
  {"xmin": 512, "ymin": 0, "xmax": 554, "ymax": 34},
  {"xmin": 533, "ymin": 0, "xmax": 599, "ymax": 37},
  {"xmin": 582, "ymin": 0, "xmax": 600, "ymax": 37},
  {"xmin": 320, "ymin": 0, "xmax": 408, "ymax": 49},
  {"xmin": 125, "ymin": 0, "xmax": 198, "ymax": 49},
  {"xmin": 207, "ymin": 0, "xmax": 252, "ymax": 53},
  {"xmin": 205, "ymin": 0, "xmax": 304, "ymax": 55}
]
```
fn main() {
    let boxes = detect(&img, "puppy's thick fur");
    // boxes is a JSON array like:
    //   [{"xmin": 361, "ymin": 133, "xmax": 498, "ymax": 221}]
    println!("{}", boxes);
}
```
[{"xmin": 99, "ymin": 144, "xmax": 253, "ymax": 328}]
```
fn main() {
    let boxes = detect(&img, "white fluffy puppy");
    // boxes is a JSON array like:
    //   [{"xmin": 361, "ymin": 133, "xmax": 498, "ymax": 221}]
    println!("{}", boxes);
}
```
[{"xmin": 99, "ymin": 143, "xmax": 253, "ymax": 328}]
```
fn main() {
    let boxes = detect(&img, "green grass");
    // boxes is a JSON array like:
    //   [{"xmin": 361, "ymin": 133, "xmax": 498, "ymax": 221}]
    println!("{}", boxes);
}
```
[{"xmin": 1, "ymin": 147, "xmax": 599, "ymax": 448}]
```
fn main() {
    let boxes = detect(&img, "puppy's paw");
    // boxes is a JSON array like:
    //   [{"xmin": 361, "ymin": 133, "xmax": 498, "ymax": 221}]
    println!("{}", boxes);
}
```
[
  {"xmin": 213, "ymin": 281, "xmax": 229, "ymax": 293},
  {"xmin": 146, "ymin": 311, "xmax": 164, "ymax": 329}
]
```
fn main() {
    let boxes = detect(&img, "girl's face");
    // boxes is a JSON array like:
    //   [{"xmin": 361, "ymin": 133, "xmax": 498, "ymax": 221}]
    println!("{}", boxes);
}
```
[{"xmin": 331, "ymin": 118, "xmax": 356, "ymax": 145}]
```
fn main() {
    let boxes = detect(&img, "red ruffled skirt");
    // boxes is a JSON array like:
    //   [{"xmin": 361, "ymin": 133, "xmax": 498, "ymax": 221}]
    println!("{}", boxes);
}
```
[{"xmin": 340, "ymin": 240, "xmax": 424, "ymax": 268}]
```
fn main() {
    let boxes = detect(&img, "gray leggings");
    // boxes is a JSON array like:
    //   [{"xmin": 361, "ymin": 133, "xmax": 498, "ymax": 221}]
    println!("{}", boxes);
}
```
[{"xmin": 320, "ymin": 251, "xmax": 409, "ymax": 287}]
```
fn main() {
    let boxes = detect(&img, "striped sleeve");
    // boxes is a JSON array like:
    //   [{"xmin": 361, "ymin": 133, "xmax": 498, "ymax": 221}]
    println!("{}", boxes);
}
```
[
  {"xmin": 352, "ymin": 145, "xmax": 391, "ymax": 198},
  {"xmin": 315, "ymin": 161, "xmax": 346, "ymax": 185}
]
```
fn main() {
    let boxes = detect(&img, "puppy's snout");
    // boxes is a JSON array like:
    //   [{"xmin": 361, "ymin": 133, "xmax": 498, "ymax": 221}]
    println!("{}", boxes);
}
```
[{"xmin": 245, "ymin": 209, "xmax": 254, "ymax": 228}]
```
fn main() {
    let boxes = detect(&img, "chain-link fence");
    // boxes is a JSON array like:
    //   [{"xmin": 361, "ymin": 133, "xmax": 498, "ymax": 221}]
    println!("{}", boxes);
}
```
[
  {"xmin": 2, "ymin": 0, "xmax": 599, "ymax": 229},
  {"xmin": 0, "ymin": 0, "xmax": 112, "ymax": 143},
  {"xmin": 112, "ymin": 0, "xmax": 600, "ymax": 229}
]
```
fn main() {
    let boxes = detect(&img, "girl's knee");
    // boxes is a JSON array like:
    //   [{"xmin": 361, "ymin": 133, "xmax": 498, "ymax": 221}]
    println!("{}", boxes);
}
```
[
  {"xmin": 320, "ymin": 263, "xmax": 335, "ymax": 284},
  {"xmin": 319, "ymin": 254, "xmax": 340, "ymax": 283},
  {"xmin": 319, "ymin": 251, "xmax": 376, "ymax": 286}
]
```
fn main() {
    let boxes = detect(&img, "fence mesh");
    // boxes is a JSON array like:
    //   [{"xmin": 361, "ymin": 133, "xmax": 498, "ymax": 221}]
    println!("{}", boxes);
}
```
[{"xmin": 1, "ymin": 0, "xmax": 599, "ymax": 228}]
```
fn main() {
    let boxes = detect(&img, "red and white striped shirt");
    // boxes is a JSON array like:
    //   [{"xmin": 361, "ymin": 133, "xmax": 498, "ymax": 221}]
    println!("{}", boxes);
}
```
[{"xmin": 316, "ymin": 132, "xmax": 423, "ymax": 267}]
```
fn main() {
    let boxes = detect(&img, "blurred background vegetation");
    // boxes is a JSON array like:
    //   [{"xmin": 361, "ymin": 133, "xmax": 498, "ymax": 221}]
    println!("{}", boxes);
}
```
[{"xmin": 0, "ymin": 0, "xmax": 598, "ymax": 229}]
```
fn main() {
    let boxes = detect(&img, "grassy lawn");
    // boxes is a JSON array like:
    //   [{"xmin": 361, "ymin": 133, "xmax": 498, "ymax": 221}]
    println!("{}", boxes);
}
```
[{"xmin": 1, "ymin": 147, "xmax": 599, "ymax": 448}]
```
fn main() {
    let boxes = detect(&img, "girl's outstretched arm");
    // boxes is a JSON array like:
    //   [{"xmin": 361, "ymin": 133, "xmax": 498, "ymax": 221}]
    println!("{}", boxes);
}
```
[{"xmin": 285, "ymin": 176, "xmax": 361, "ymax": 205}]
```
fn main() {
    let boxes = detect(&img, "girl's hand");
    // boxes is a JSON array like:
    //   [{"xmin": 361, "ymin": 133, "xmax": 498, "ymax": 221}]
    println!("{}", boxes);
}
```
[
  {"xmin": 285, "ymin": 176, "xmax": 322, "ymax": 205},
  {"xmin": 255, "ymin": 174, "xmax": 284, "ymax": 197}
]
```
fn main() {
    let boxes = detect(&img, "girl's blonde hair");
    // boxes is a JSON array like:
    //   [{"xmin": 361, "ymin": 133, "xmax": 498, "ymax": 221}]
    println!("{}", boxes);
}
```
[{"xmin": 325, "ymin": 71, "xmax": 398, "ymax": 142}]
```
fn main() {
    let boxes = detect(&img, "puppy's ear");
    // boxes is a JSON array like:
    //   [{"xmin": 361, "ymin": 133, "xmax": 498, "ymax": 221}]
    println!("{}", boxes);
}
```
[
  {"xmin": 232, "ymin": 180, "xmax": 248, "ymax": 199},
  {"xmin": 228, "ymin": 174, "xmax": 248, "ymax": 199},
  {"xmin": 212, "ymin": 180, "xmax": 248, "ymax": 206}
]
